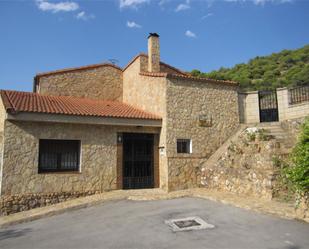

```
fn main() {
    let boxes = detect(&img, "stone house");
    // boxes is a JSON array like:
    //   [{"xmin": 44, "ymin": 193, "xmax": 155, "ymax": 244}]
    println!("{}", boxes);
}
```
[{"xmin": 0, "ymin": 33, "xmax": 239, "ymax": 197}]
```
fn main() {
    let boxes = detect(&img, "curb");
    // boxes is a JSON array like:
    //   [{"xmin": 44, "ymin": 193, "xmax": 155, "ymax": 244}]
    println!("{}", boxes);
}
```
[
  {"xmin": 0, "ymin": 194, "xmax": 125, "ymax": 228},
  {"xmin": 0, "ymin": 189, "xmax": 307, "ymax": 228}
]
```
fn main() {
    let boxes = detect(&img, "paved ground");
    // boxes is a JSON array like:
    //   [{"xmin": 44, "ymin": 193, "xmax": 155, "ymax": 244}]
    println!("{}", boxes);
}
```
[{"xmin": 0, "ymin": 197, "xmax": 308, "ymax": 249}]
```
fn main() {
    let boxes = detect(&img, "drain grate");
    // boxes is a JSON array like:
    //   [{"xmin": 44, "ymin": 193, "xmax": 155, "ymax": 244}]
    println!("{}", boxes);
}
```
[
  {"xmin": 165, "ymin": 216, "xmax": 215, "ymax": 232},
  {"xmin": 174, "ymin": 219, "xmax": 201, "ymax": 228}
]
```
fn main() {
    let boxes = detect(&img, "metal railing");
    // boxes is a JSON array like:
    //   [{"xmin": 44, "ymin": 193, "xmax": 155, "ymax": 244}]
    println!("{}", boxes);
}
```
[{"xmin": 288, "ymin": 85, "xmax": 309, "ymax": 105}]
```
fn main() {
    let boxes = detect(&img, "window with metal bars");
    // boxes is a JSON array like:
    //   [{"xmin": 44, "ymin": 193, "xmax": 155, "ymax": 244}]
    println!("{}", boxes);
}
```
[
  {"xmin": 38, "ymin": 139, "xmax": 80, "ymax": 173},
  {"xmin": 177, "ymin": 139, "xmax": 192, "ymax": 154}
]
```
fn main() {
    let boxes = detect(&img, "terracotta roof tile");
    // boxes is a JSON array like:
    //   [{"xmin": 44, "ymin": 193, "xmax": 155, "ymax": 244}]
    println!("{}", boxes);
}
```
[
  {"xmin": 0, "ymin": 90, "xmax": 161, "ymax": 120},
  {"xmin": 139, "ymin": 71, "xmax": 238, "ymax": 86}
]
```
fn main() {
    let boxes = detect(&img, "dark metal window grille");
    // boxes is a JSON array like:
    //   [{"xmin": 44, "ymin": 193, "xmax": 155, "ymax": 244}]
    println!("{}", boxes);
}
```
[
  {"xmin": 289, "ymin": 85, "xmax": 309, "ymax": 105},
  {"xmin": 39, "ymin": 139, "xmax": 80, "ymax": 173},
  {"xmin": 177, "ymin": 139, "xmax": 191, "ymax": 153}
]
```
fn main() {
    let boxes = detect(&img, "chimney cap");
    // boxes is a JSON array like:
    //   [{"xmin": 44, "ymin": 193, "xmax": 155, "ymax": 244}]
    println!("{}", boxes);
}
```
[{"xmin": 148, "ymin": 33, "xmax": 159, "ymax": 38}]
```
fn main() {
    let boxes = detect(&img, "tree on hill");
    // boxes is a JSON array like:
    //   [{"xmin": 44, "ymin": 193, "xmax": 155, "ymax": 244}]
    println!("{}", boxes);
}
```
[{"xmin": 191, "ymin": 44, "xmax": 309, "ymax": 91}]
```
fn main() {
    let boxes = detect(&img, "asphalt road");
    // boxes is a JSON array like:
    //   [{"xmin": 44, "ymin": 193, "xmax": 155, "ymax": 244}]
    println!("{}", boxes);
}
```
[{"xmin": 0, "ymin": 197, "xmax": 308, "ymax": 249}]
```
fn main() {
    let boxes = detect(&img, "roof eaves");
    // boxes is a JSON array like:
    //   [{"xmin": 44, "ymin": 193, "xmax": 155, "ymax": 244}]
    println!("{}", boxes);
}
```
[
  {"xmin": 18, "ymin": 111, "xmax": 161, "ymax": 121},
  {"xmin": 139, "ymin": 72, "xmax": 168, "ymax": 77},
  {"xmin": 0, "ymin": 90, "xmax": 17, "ymax": 114}
]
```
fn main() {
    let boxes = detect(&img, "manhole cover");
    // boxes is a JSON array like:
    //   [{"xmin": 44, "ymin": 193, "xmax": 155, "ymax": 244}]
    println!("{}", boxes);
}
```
[
  {"xmin": 165, "ymin": 216, "xmax": 215, "ymax": 232},
  {"xmin": 174, "ymin": 219, "xmax": 201, "ymax": 228}
]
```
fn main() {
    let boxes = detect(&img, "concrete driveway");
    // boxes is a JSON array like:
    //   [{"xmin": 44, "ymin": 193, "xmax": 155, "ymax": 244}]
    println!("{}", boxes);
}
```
[{"xmin": 0, "ymin": 197, "xmax": 308, "ymax": 249}]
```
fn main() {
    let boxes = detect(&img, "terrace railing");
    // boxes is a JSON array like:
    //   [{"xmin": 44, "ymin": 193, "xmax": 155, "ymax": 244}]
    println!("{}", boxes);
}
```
[{"xmin": 288, "ymin": 85, "xmax": 309, "ymax": 105}]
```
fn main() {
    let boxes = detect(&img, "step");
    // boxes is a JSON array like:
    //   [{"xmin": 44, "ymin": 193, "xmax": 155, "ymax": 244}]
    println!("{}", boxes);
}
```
[
  {"xmin": 262, "ymin": 127, "xmax": 284, "ymax": 131},
  {"xmin": 268, "ymin": 133, "xmax": 289, "ymax": 138},
  {"xmin": 256, "ymin": 122, "xmax": 281, "ymax": 127}
]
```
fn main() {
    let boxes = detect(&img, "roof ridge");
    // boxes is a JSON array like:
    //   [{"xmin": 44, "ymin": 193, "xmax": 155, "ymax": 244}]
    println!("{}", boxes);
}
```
[
  {"xmin": 35, "ymin": 62, "xmax": 122, "ymax": 78},
  {"xmin": 122, "ymin": 53, "xmax": 145, "ymax": 72},
  {"xmin": 122, "ymin": 53, "xmax": 187, "ymax": 76},
  {"xmin": 139, "ymin": 54, "xmax": 187, "ymax": 76}
]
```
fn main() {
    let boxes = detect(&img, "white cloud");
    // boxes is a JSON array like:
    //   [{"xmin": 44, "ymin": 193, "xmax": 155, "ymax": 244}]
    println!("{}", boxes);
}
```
[
  {"xmin": 224, "ymin": 0, "xmax": 293, "ymax": 5},
  {"xmin": 119, "ymin": 0, "xmax": 149, "ymax": 9},
  {"xmin": 36, "ymin": 0, "xmax": 79, "ymax": 13},
  {"xmin": 76, "ymin": 11, "xmax": 95, "ymax": 21},
  {"xmin": 201, "ymin": 13, "xmax": 213, "ymax": 19},
  {"xmin": 185, "ymin": 30, "xmax": 196, "ymax": 38},
  {"xmin": 253, "ymin": 0, "xmax": 293, "ymax": 4},
  {"xmin": 127, "ymin": 21, "xmax": 142, "ymax": 28},
  {"xmin": 159, "ymin": 0, "xmax": 169, "ymax": 6},
  {"xmin": 175, "ymin": 3, "xmax": 190, "ymax": 12}
]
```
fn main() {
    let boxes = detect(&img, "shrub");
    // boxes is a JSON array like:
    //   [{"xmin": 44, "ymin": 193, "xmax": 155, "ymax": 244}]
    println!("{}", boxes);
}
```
[{"xmin": 285, "ymin": 118, "xmax": 309, "ymax": 195}]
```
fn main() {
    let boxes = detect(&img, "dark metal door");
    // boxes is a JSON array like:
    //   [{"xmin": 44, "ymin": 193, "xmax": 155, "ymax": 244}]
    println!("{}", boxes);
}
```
[
  {"xmin": 122, "ymin": 133, "xmax": 154, "ymax": 189},
  {"xmin": 258, "ymin": 90, "xmax": 279, "ymax": 122}
]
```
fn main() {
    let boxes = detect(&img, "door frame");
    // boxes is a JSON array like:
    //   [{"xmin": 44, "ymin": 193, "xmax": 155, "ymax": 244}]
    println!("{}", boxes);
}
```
[{"xmin": 116, "ymin": 132, "xmax": 159, "ymax": 189}]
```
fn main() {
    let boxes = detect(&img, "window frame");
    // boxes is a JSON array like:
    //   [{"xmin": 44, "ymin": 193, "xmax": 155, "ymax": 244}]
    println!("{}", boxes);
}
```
[
  {"xmin": 176, "ymin": 139, "xmax": 192, "ymax": 154},
  {"xmin": 38, "ymin": 139, "xmax": 81, "ymax": 173}
]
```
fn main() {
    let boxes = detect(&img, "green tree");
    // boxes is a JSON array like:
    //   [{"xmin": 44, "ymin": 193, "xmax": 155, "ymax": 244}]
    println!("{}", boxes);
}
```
[{"xmin": 191, "ymin": 44, "xmax": 309, "ymax": 90}]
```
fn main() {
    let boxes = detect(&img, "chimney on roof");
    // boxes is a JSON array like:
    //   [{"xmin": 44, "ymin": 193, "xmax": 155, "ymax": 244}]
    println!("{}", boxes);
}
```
[{"xmin": 148, "ymin": 33, "xmax": 160, "ymax": 73}]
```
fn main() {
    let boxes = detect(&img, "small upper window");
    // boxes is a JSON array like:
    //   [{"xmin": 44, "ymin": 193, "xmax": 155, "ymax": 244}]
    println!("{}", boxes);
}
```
[
  {"xmin": 39, "ymin": 139, "xmax": 80, "ymax": 173},
  {"xmin": 177, "ymin": 139, "xmax": 192, "ymax": 154}
]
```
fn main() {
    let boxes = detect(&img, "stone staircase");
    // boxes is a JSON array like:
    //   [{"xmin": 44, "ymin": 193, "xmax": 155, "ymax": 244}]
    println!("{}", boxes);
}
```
[
  {"xmin": 200, "ymin": 122, "xmax": 297, "ymax": 199},
  {"xmin": 201, "ymin": 124, "xmax": 248, "ymax": 171},
  {"xmin": 256, "ymin": 122, "xmax": 295, "ymax": 153},
  {"xmin": 201, "ymin": 122, "xmax": 294, "ymax": 172}
]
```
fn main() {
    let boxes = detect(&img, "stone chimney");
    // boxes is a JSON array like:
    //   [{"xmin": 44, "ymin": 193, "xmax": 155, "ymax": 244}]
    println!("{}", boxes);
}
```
[{"xmin": 148, "ymin": 33, "xmax": 160, "ymax": 72}]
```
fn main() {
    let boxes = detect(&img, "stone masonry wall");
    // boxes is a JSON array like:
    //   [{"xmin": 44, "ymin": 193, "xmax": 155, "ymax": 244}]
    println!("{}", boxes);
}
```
[
  {"xmin": 166, "ymin": 79, "xmax": 240, "ymax": 191},
  {"xmin": 239, "ymin": 88, "xmax": 309, "ymax": 124},
  {"xmin": 0, "ymin": 191, "xmax": 97, "ymax": 216},
  {"xmin": 140, "ymin": 55, "xmax": 185, "ymax": 75},
  {"xmin": 1, "ymin": 120, "xmax": 159, "ymax": 196},
  {"xmin": 238, "ymin": 91, "xmax": 260, "ymax": 124},
  {"xmin": 280, "ymin": 117, "xmax": 307, "ymax": 142},
  {"xmin": 148, "ymin": 36, "xmax": 160, "ymax": 73},
  {"xmin": 277, "ymin": 88, "xmax": 309, "ymax": 121},
  {"xmin": 0, "ymin": 97, "xmax": 6, "ymax": 194},
  {"xmin": 200, "ymin": 130, "xmax": 281, "ymax": 199},
  {"xmin": 37, "ymin": 65, "xmax": 123, "ymax": 101},
  {"xmin": 123, "ymin": 57, "xmax": 169, "ymax": 190}
]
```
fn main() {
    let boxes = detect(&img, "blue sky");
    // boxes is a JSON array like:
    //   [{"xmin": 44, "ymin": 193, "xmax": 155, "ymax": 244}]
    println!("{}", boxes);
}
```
[{"xmin": 1, "ymin": 0, "xmax": 309, "ymax": 91}]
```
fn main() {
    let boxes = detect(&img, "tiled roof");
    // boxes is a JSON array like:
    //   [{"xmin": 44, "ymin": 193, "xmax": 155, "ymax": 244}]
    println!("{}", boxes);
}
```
[
  {"xmin": 0, "ymin": 90, "xmax": 161, "ymax": 120},
  {"xmin": 139, "ymin": 72, "xmax": 238, "ymax": 86}
]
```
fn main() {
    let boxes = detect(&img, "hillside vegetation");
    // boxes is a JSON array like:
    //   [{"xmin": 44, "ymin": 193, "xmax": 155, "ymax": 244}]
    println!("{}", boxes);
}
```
[{"xmin": 191, "ymin": 44, "xmax": 309, "ymax": 91}]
